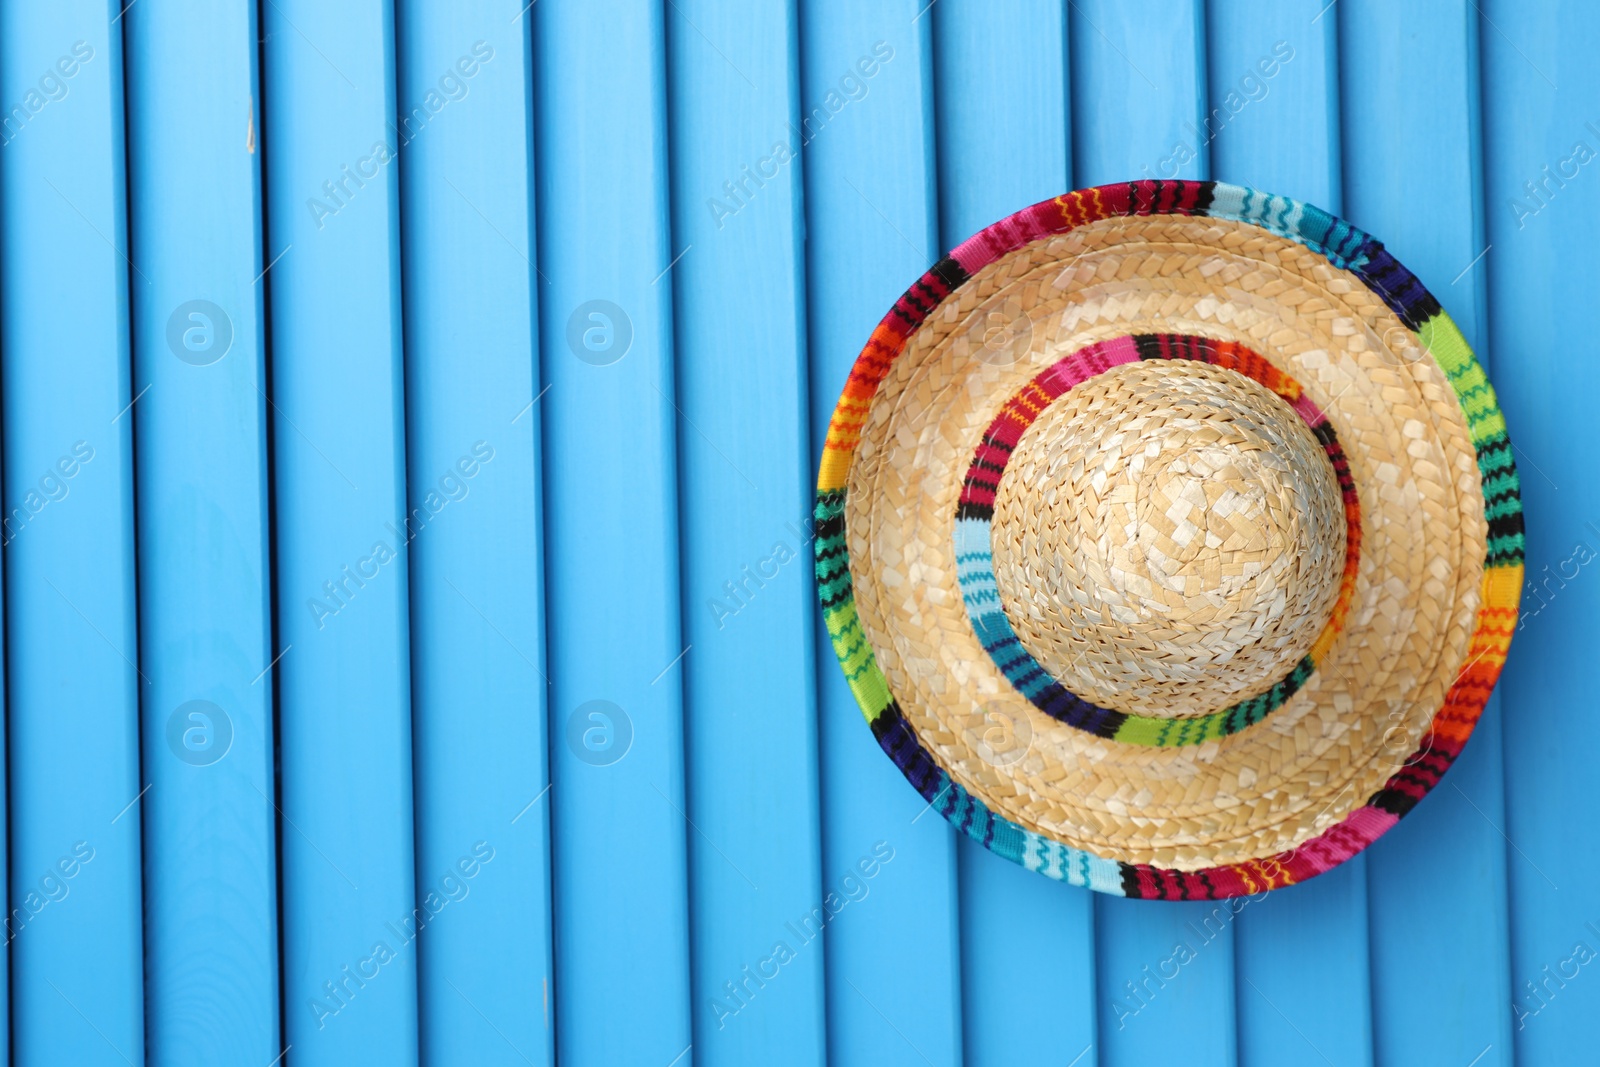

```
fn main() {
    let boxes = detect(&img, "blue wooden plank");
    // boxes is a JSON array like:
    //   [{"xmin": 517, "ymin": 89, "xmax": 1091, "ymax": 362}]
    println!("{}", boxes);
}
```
[
  {"xmin": 930, "ymin": 5, "xmax": 1099, "ymax": 1065},
  {"xmin": 1481, "ymin": 1, "xmax": 1600, "ymax": 1061},
  {"xmin": 1068, "ymin": 5, "xmax": 1238, "ymax": 1065},
  {"xmin": 933, "ymin": 1, "xmax": 1072, "ymax": 246},
  {"xmin": 261, "ymin": 3, "xmax": 419, "ymax": 1062},
  {"xmin": 799, "ymin": 4, "xmax": 964, "ymax": 1065},
  {"xmin": 0, "ymin": 7, "xmax": 145, "ymax": 1064},
  {"xmin": 1207, "ymin": 0, "xmax": 1339, "ymax": 204},
  {"xmin": 123, "ymin": 1, "xmax": 280, "ymax": 1062},
  {"xmin": 532, "ymin": 3, "xmax": 693, "ymax": 1063},
  {"xmin": 1070, "ymin": 0, "xmax": 1209, "ymax": 188},
  {"xmin": 394, "ymin": 6, "xmax": 554, "ymax": 1065},
  {"xmin": 666, "ymin": 4, "xmax": 827, "ymax": 1065},
  {"xmin": 1205, "ymin": 5, "xmax": 1375, "ymax": 1065},
  {"xmin": 1234, "ymin": 877, "xmax": 1370, "ymax": 1067},
  {"xmin": 1341, "ymin": 4, "xmax": 1515, "ymax": 1065}
]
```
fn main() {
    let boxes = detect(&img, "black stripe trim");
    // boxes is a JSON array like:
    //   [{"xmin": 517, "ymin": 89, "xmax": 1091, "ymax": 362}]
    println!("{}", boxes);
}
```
[
  {"xmin": 930, "ymin": 255, "xmax": 969, "ymax": 292},
  {"xmin": 1133, "ymin": 334, "xmax": 1166, "ymax": 361},
  {"xmin": 1368, "ymin": 787, "xmax": 1421, "ymax": 818},
  {"xmin": 1487, "ymin": 513, "xmax": 1526, "ymax": 541},
  {"xmin": 955, "ymin": 502, "xmax": 994, "ymax": 521}
]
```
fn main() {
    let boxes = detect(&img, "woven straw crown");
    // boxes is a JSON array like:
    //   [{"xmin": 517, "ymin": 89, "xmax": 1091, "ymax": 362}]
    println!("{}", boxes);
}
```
[{"xmin": 814, "ymin": 181, "xmax": 1524, "ymax": 900}]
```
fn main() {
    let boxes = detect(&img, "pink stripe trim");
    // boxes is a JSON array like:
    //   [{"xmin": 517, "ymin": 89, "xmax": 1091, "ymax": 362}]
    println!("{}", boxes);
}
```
[
  {"xmin": 1291, "ymin": 392, "xmax": 1329, "ymax": 426},
  {"xmin": 951, "ymin": 208, "xmax": 1058, "ymax": 274}
]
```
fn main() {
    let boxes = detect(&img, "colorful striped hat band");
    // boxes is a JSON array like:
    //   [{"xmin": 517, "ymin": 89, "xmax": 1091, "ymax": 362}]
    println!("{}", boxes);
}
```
[{"xmin": 814, "ymin": 181, "xmax": 1523, "ymax": 899}]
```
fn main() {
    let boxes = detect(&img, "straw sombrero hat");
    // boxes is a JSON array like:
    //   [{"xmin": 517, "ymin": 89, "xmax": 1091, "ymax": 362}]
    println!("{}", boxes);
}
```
[{"xmin": 815, "ymin": 181, "xmax": 1524, "ymax": 899}]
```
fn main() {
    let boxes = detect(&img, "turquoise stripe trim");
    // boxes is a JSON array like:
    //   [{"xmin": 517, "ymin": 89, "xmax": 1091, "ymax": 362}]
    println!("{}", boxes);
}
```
[
  {"xmin": 1015, "ymin": 831, "xmax": 1125, "ymax": 894},
  {"xmin": 1206, "ymin": 180, "xmax": 1374, "ymax": 272}
]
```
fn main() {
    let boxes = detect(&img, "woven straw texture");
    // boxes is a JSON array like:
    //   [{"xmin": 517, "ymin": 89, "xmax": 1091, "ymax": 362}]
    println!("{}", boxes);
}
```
[{"xmin": 814, "ymin": 181, "xmax": 1524, "ymax": 899}]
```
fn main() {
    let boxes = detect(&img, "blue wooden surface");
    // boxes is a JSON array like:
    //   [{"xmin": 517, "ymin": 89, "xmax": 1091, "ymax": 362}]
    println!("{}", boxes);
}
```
[
  {"xmin": 534, "ymin": 2, "xmax": 693, "ymax": 1064},
  {"xmin": 125, "ymin": 0, "xmax": 280, "ymax": 1061},
  {"xmin": 667, "ymin": 3, "xmax": 827, "ymax": 1064},
  {"xmin": 262, "ymin": 3, "xmax": 419, "ymax": 1063},
  {"xmin": 0, "ymin": 3, "xmax": 1591, "ymax": 1064},
  {"xmin": 1483, "ymin": 2, "xmax": 1600, "ymax": 1062},
  {"xmin": 0, "ymin": 5, "xmax": 145, "ymax": 1064},
  {"xmin": 396, "ymin": 5, "xmax": 555, "ymax": 1066}
]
